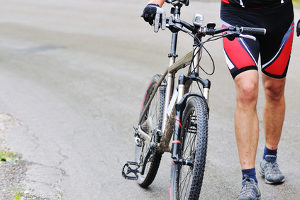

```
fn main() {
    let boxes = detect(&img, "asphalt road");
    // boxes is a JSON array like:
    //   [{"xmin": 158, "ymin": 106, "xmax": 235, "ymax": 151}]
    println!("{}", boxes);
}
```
[{"xmin": 0, "ymin": 0, "xmax": 299, "ymax": 199}]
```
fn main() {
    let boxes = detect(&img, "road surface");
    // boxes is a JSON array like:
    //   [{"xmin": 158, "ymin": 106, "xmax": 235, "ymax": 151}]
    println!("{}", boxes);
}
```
[{"xmin": 0, "ymin": 0, "xmax": 299, "ymax": 199}]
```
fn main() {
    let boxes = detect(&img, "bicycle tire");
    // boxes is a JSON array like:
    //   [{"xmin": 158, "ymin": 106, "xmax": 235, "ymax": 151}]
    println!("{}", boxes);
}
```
[
  {"xmin": 135, "ymin": 74, "xmax": 166, "ymax": 188},
  {"xmin": 170, "ymin": 96, "xmax": 208, "ymax": 200}
]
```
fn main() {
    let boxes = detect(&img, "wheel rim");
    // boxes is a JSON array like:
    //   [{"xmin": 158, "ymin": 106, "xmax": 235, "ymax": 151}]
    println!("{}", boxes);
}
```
[
  {"xmin": 137, "ymin": 86, "xmax": 163, "ymax": 181},
  {"xmin": 142, "ymin": 88, "xmax": 161, "ymax": 132}
]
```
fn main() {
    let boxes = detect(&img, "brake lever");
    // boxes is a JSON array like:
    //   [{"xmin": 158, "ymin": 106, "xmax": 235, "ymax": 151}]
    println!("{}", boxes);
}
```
[
  {"xmin": 239, "ymin": 34, "xmax": 256, "ymax": 41},
  {"xmin": 226, "ymin": 33, "xmax": 239, "ymax": 41},
  {"xmin": 154, "ymin": 7, "xmax": 166, "ymax": 33},
  {"xmin": 225, "ymin": 32, "xmax": 256, "ymax": 41}
]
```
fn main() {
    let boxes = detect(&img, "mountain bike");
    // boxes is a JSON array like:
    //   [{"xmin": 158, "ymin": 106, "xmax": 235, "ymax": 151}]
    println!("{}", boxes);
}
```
[{"xmin": 122, "ymin": 0, "xmax": 266, "ymax": 199}]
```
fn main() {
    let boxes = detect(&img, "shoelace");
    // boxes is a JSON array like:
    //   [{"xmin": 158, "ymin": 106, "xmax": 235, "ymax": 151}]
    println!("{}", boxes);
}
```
[
  {"xmin": 240, "ymin": 178, "xmax": 257, "ymax": 197},
  {"xmin": 265, "ymin": 162, "xmax": 281, "ymax": 175}
]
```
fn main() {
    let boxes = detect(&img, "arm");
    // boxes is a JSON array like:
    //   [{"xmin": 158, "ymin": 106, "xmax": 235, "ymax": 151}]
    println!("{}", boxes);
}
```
[{"xmin": 148, "ymin": 0, "xmax": 166, "ymax": 7}]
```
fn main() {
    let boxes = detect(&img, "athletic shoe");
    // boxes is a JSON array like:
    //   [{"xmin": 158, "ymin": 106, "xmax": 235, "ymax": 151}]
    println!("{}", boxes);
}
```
[
  {"xmin": 238, "ymin": 175, "xmax": 261, "ymax": 200},
  {"xmin": 259, "ymin": 155, "xmax": 285, "ymax": 184}
]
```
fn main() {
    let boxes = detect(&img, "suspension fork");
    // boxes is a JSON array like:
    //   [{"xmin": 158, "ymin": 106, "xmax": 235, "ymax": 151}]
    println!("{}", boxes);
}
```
[
  {"xmin": 171, "ymin": 75, "xmax": 211, "ymax": 161},
  {"xmin": 171, "ymin": 75, "xmax": 186, "ymax": 160}
]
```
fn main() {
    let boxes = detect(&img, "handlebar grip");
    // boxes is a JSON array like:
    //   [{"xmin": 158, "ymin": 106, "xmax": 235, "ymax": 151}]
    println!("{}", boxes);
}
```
[{"xmin": 240, "ymin": 27, "xmax": 266, "ymax": 35}]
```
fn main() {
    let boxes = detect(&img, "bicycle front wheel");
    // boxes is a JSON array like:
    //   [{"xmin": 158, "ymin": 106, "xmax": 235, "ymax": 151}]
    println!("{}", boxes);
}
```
[
  {"xmin": 135, "ymin": 74, "xmax": 165, "ymax": 188},
  {"xmin": 170, "ymin": 96, "xmax": 208, "ymax": 200}
]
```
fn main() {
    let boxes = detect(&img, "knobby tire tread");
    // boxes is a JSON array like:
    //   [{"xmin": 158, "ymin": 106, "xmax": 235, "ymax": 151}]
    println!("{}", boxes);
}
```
[
  {"xmin": 171, "ymin": 96, "xmax": 208, "ymax": 200},
  {"xmin": 188, "ymin": 97, "xmax": 208, "ymax": 199}
]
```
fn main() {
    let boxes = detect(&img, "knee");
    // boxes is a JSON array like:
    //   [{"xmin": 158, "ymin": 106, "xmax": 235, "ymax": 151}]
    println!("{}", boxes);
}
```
[
  {"xmin": 236, "ymin": 81, "xmax": 258, "ymax": 106},
  {"xmin": 264, "ymin": 82, "xmax": 285, "ymax": 101}
]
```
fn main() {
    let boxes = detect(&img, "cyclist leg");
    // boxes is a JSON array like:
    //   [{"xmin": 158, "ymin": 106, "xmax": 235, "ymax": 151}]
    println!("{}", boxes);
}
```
[
  {"xmin": 258, "ymin": 1, "xmax": 294, "ymax": 183},
  {"xmin": 234, "ymin": 70, "xmax": 259, "ymax": 170},
  {"xmin": 224, "ymin": 34, "xmax": 261, "ymax": 198},
  {"xmin": 261, "ymin": 21, "xmax": 294, "ymax": 150},
  {"xmin": 262, "ymin": 75, "xmax": 286, "ymax": 150},
  {"xmin": 260, "ymin": 75, "xmax": 287, "ymax": 184},
  {"xmin": 222, "ymin": 19, "xmax": 260, "ymax": 171}
]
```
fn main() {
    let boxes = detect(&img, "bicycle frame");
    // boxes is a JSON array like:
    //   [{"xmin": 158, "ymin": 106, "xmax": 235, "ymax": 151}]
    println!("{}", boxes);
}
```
[
  {"xmin": 123, "ymin": 3, "xmax": 267, "ymax": 196},
  {"xmin": 137, "ymin": 4, "xmax": 210, "ymax": 154}
]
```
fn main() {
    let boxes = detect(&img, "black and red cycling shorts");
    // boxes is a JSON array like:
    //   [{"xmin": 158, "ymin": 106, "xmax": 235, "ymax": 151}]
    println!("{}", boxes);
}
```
[{"xmin": 221, "ymin": 0, "xmax": 294, "ymax": 79}]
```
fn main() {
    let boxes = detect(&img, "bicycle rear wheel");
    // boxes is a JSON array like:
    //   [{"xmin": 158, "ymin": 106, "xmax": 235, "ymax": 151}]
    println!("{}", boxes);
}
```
[
  {"xmin": 170, "ymin": 96, "xmax": 208, "ymax": 200},
  {"xmin": 135, "ymin": 74, "xmax": 165, "ymax": 188}
]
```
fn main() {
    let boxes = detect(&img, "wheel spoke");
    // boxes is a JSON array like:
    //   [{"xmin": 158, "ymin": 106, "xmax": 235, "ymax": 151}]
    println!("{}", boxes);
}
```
[
  {"xmin": 183, "ymin": 132, "xmax": 196, "ymax": 156},
  {"xmin": 183, "ymin": 170, "xmax": 193, "ymax": 199},
  {"xmin": 179, "ymin": 114, "xmax": 197, "ymax": 199},
  {"xmin": 179, "ymin": 167, "xmax": 193, "ymax": 198}
]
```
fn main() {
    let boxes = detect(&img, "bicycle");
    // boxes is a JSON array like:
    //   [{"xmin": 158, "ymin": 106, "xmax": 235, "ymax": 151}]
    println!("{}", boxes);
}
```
[{"xmin": 122, "ymin": 0, "xmax": 266, "ymax": 199}]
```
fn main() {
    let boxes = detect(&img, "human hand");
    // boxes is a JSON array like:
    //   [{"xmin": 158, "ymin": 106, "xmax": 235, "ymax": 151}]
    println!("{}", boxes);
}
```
[{"xmin": 141, "ymin": 4, "xmax": 166, "ymax": 32}]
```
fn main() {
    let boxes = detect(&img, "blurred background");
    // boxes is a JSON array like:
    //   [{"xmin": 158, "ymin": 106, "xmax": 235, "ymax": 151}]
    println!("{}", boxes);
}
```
[{"xmin": 0, "ymin": 0, "xmax": 299, "ymax": 199}]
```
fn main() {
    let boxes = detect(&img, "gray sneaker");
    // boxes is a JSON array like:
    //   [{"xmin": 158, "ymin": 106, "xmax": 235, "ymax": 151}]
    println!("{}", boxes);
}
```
[
  {"xmin": 238, "ymin": 176, "xmax": 261, "ymax": 200},
  {"xmin": 259, "ymin": 155, "xmax": 285, "ymax": 184}
]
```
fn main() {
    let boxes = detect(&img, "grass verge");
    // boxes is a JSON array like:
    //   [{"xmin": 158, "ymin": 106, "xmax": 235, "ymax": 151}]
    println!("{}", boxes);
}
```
[
  {"xmin": 10, "ymin": 187, "xmax": 38, "ymax": 200},
  {"xmin": 0, "ymin": 150, "xmax": 21, "ymax": 162}
]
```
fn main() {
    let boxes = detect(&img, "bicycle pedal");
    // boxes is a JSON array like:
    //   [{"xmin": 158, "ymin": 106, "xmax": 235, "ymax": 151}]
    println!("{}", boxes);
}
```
[{"xmin": 122, "ymin": 161, "xmax": 140, "ymax": 180}]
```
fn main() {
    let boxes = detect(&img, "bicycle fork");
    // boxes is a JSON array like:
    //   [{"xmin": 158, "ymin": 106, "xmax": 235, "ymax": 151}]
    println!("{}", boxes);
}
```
[
  {"xmin": 170, "ymin": 74, "xmax": 210, "ymax": 199},
  {"xmin": 171, "ymin": 74, "xmax": 210, "ymax": 161}
]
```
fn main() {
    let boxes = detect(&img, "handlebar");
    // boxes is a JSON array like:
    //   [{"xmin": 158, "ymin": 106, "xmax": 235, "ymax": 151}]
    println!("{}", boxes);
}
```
[
  {"xmin": 240, "ymin": 27, "xmax": 266, "ymax": 35},
  {"xmin": 166, "ymin": 17, "xmax": 266, "ymax": 39}
]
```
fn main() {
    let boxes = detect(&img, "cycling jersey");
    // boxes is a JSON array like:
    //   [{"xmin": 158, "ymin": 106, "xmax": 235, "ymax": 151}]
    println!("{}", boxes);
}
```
[{"xmin": 221, "ymin": 0, "xmax": 294, "ymax": 79}]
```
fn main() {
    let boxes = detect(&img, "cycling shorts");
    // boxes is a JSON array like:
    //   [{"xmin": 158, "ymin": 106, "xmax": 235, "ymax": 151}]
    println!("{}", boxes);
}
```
[
  {"xmin": 221, "ymin": 0, "xmax": 294, "ymax": 79},
  {"xmin": 221, "ymin": 0, "xmax": 284, "ymax": 8}
]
